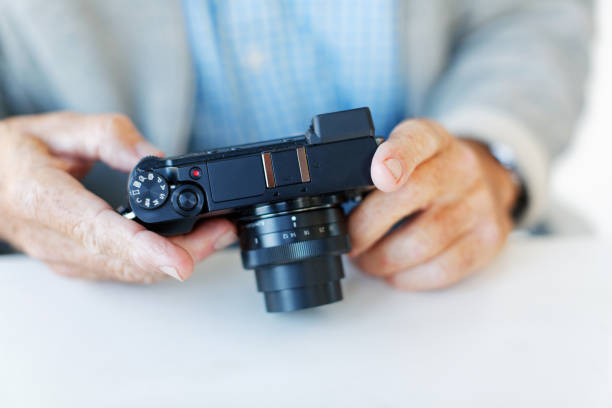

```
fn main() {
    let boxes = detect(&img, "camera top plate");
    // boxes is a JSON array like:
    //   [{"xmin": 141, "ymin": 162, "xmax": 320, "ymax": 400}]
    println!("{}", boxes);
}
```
[{"xmin": 126, "ymin": 108, "xmax": 378, "ymax": 235}]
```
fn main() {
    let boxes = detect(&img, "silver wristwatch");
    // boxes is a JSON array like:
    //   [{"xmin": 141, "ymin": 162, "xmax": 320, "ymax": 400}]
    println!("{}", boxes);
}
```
[{"xmin": 482, "ymin": 141, "xmax": 528, "ymax": 223}]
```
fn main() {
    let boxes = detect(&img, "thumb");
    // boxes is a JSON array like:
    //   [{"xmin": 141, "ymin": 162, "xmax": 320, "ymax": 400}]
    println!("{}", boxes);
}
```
[
  {"xmin": 370, "ymin": 146, "xmax": 405, "ymax": 193},
  {"xmin": 371, "ymin": 119, "xmax": 451, "ymax": 193}
]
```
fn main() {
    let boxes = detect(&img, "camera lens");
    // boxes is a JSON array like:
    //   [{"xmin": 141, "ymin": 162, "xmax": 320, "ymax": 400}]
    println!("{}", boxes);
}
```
[{"xmin": 237, "ymin": 196, "xmax": 350, "ymax": 313}]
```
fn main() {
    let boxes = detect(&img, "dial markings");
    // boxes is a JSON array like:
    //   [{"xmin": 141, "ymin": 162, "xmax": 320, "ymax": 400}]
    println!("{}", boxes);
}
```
[{"xmin": 129, "ymin": 171, "xmax": 169, "ymax": 210}]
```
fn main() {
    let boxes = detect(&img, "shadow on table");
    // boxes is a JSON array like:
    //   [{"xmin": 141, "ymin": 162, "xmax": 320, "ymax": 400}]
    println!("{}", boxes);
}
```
[{"xmin": 0, "ymin": 241, "xmax": 15, "ymax": 255}]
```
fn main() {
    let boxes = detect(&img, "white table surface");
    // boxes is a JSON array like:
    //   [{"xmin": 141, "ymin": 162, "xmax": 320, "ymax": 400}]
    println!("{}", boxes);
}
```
[{"xmin": 0, "ymin": 236, "xmax": 610, "ymax": 407}]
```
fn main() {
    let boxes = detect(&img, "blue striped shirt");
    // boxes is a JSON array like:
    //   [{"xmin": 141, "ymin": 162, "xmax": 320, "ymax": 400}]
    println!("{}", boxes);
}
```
[{"xmin": 182, "ymin": 0, "xmax": 405, "ymax": 150}]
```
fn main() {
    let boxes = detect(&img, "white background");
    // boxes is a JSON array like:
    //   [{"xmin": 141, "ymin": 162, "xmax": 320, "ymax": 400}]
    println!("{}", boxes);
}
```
[
  {"xmin": 552, "ymin": 0, "xmax": 612, "ymax": 237},
  {"xmin": 1, "ymin": 238, "xmax": 610, "ymax": 407}
]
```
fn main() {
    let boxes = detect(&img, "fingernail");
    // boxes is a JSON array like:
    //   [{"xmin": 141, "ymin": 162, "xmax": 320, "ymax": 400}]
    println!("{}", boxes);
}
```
[
  {"xmin": 384, "ymin": 158, "xmax": 403, "ymax": 182},
  {"xmin": 135, "ymin": 141, "xmax": 164, "ymax": 158},
  {"xmin": 160, "ymin": 266, "xmax": 184, "ymax": 282},
  {"xmin": 214, "ymin": 230, "xmax": 238, "ymax": 250}
]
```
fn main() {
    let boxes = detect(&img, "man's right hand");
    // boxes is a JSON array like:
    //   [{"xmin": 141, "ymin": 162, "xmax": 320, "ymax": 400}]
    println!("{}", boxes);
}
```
[{"xmin": 0, "ymin": 112, "xmax": 237, "ymax": 283}]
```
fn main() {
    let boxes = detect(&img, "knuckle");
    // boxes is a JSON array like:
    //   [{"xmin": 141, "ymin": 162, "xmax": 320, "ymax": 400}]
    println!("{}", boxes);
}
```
[
  {"xmin": 427, "ymin": 262, "xmax": 466, "ymax": 290},
  {"xmin": 455, "ymin": 249, "xmax": 477, "ymax": 274},
  {"xmin": 355, "ymin": 256, "xmax": 379, "ymax": 275},
  {"xmin": 112, "ymin": 263, "xmax": 161, "ymax": 284},
  {"xmin": 101, "ymin": 113, "xmax": 133, "ymax": 139},
  {"xmin": 409, "ymin": 229, "xmax": 435, "ymax": 262},
  {"xmin": 420, "ymin": 118, "xmax": 451, "ymax": 141},
  {"xmin": 458, "ymin": 187, "xmax": 493, "ymax": 228},
  {"xmin": 430, "ymin": 208, "xmax": 452, "ymax": 230},
  {"xmin": 420, "ymin": 120, "xmax": 453, "ymax": 153},
  {"xmin": 430, "ymin": 271, "xmax": 460, "ymax": 290},
  {"xmin": 69, "ymin": 208, "xmax": 111, "ymax": 254},
  {"xmin": 396, "ymin": 118, "xmax": 440, "ymax": 136},
  {"xmin": 386, "ymin": 275, "xmax": 410, "ymax": 291},
  {"xmin": 390, "ymin": 119, "xmax": 418, "ymax": 135},
  {"xmin": 468, "ymin": 180, "xmax": 490, "ymax": 201},
  {"xmin": 8, "ymin": 177, "xmax": 43, "ymax": 220},
  {"xmin": 54, "ymin": 111, "xmax": 80, "ymax": 122},
  {"xmin": 2, "ymin": 148, "xmax": 43, "ymax": 204},
  {"xmin": 390, "ymin": 120, "xmax": 429, "ymax": 147},
  {"xmin": 112, "ymin": 264, "xmax": 140, "ymax": 282},
  {"xmin": 478, "ymin": 221, "xmax": 503, "ymax": 245},
  {"xmin": 448, "ymin": 145, "xmax": 482, "ymax": 188},
  {"xmin": 387, "ymin": 119, "xmax": 452, "ymax": 174},
  {"xmin": 348, "ymin": 209, "xmax": 376, "ymax": 250},
  {"xmin": 377, "ymin": 249, "xmax": 398, "ymax": 273},
  {"xmin": 458, "ymin": 143, "xmax": 480, "ymax": 172},
  {"xmin": 71, "ymin": 218, "xmax": 95, "ymax": 250},
  {"xmin": 107, "ymin": 113, "xmax": 130, "ymax": 126},
  {"xmin": 132, "ymin": 230, "xmax": 165, "ymax": 258},
  {"xmin": 400, "ymin": 218, "xmax": 440, "ymax": 261},
  {"xmin": 463, "ymin": 179, "xmax": 491, "ymax": 209}
]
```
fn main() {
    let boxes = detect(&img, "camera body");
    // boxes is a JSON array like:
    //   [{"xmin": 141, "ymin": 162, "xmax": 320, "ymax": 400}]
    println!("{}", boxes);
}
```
[{"xmin": 126, "ymin": 107, "xmax": 378, "ymax": 312}]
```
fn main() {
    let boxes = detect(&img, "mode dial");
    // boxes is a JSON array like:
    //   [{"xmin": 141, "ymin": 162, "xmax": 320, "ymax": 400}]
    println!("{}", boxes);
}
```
[{"xmin": 129, "ymin": 171, "xmax": 169, "ymax": 210}]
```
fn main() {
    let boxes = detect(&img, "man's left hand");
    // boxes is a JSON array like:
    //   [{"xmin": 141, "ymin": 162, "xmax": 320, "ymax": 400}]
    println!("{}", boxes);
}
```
[{"xmin": 349, "ymin": 119, "xmax": 519, "ymax": 290}]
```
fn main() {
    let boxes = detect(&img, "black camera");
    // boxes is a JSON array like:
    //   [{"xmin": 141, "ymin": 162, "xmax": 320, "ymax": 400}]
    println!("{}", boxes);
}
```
[{"xmin": 124, "ymin": 108, "xmax": 379, "ymax": 312}]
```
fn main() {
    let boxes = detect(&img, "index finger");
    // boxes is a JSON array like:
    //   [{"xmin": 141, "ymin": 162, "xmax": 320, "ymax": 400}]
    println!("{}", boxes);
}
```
[
  {"xmin": 7, "ymin": 112, "xmax": 164, "ymax": 172},
  {"xmin": 371, "ymin": 119, "xmax": 451, "ymax": 192}
]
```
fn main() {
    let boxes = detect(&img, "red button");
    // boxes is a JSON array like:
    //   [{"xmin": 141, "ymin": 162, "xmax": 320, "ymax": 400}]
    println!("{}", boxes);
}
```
[{"xmin": 190, "ymin": 167, "xmax": 202, "ymax": 179}]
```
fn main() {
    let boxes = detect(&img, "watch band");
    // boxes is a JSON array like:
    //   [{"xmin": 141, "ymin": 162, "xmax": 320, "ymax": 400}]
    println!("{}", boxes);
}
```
[{"xmin": 484, "ymin": 141, "xmax": 529, "ymax": 224}]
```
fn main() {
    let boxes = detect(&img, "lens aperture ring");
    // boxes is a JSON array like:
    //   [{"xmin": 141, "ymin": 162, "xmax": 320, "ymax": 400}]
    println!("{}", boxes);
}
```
[
  {"xmin": 241, "ymin": 234, "xmax": 350, "ymax": 269},
  {"xmin": 240, "ymin": 207, "xmax": 344, "ymax": 236},
  {"xmin": 244, "ymin": 222, "xmax": 344, "ymax": 249}
]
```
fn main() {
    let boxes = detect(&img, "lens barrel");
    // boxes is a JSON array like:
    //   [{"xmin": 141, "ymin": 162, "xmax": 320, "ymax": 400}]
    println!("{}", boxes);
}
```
[{"xmin": 238, "ymin": 198, "xmax": 350, "ymax": 312}]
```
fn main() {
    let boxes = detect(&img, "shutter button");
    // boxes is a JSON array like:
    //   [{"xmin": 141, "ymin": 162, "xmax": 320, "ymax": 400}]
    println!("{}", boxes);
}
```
[{"xmin": 177, "ymin": 190, "xmax": 198, "ymax": 211}]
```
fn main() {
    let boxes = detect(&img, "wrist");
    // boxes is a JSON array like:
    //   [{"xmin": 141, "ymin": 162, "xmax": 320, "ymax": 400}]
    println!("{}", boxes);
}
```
[{"xmin": 461, "ymin": 139, "xmax": 520, "ymax": 218}]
